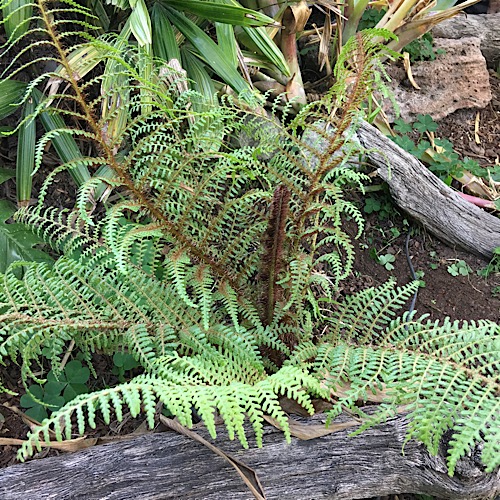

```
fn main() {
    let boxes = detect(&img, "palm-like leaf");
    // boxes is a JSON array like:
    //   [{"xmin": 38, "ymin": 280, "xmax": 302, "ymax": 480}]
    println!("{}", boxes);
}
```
[
  {"xmin": 16, "ymin": 97, "xmax": 35, "ymax": 205},
  {"xmin": 1, "ymin": 0, "xmax": 32, "ymax": 41}
]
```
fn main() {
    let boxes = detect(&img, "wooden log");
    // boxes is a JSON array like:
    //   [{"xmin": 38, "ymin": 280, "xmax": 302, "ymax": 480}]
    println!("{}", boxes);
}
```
[
  {"xmin": 0, "ymin": 413, "xmax": 498, "ymax": 499},
  {"xmin": 355, "ymin": 120, "xmax": 500, "ymax": 259}
]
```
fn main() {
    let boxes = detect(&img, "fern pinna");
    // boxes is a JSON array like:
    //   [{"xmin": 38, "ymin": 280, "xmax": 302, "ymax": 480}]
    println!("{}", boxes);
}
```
[{"xmin": 0, "ymin": 0, "xmax": 499, "ymax": 475}]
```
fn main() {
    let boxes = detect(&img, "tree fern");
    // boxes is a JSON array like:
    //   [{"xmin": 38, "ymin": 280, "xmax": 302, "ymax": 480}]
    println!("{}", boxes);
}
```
[{"xmin": 0, "ymin": 0, "xmax": 498, "ymax": 477}]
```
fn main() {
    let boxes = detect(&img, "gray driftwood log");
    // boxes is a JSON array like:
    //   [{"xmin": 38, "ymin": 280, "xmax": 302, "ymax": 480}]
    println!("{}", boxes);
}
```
[
  {"xmin": 0, "ymin": 413, "xmax": 498, "ymax": 499},
  {"xmin": 355, "ymin": 121, "xmax": 500, "ymax": 259}
]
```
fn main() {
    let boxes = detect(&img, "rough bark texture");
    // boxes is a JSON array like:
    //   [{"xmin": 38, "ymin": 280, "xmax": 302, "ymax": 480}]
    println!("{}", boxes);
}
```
[
  {"xmin": 432, "ymin": 13, "xmax": 500, "ymax": 68},
  {"xmin": 0, "ymin": 413, "xmax": 498, "ymax": 499},
  {"xmin": 355, "ymin": 121, "xmax": 500, "ymax": 259}
]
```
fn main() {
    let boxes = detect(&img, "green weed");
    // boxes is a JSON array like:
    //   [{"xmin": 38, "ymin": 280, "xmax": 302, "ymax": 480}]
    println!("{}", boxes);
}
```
[
  {"xmin": 378, "ymin": 253, "xmax": 396, "ymax": 271},
  {"xmin": 20, "ymin": 360, "xmax": 90, "ymax": 422},
  {"xmin": 447, "ymin": 260, "xmax": 471, "ymax": 277},
  {"xmin": 391, "ymin": 114, "xmax": 491, "ymax": 186}
]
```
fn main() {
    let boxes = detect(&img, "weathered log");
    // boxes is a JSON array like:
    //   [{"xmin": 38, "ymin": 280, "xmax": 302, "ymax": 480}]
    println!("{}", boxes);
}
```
[
  {"xmin": 355, "ymin": 121, "xmax": 500, "ymax": 259},
  {"xmin": 0, "ymin": 413, "xmax": 498, "ymax": 499},
  {"xmin": 432, "ymin": 13, "xmax": 500, "ymax": 68}
]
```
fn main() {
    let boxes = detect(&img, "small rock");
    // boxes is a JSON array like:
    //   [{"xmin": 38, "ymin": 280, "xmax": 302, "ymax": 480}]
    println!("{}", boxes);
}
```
[{"xmin": 384, "ymin": 37, "xmax": 492, "ymax": 122}]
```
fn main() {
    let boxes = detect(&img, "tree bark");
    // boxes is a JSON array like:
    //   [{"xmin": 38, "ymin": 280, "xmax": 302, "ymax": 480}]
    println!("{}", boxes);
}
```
[
  {"xmin": 0, "ymin": 412, "xmax": 498, "ymax": 499},
  {"xmin": 432, "ymin": 13, "xmax": 500, "ymax": 68},
  {"xmin": 355, "ymin": 121, "xmax": 500, "ymax": 260}
]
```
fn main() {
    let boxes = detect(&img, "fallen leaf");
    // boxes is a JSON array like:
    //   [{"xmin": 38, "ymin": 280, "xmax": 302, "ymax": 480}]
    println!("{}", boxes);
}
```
[
  {"xmin": 2, "ymin": 402, "xmax": 59, "ymax": 437},
  {"xmin": 474, "ymin": 111, "xmax": 481, "ymax": 144},
  {"xmin": 0, "ymin": 436, "xmax": 97, "ymax": 452},
  {"xmin": 403, "ymin": 52, "xmax": 420, "ymax": 90},
  {"xmin": 264, "ymin": 415, "xmax": 359, "ymax": 440}
]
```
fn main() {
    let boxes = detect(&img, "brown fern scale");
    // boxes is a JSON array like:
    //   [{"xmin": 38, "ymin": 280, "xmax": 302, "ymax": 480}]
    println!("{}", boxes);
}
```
[{"xmin": 259, "ymin": 184, "xmax": 291, "ymax": 327}]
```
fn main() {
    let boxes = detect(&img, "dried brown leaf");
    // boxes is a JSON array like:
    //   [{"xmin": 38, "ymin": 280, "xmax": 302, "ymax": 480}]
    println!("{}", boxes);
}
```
[
  {"xmin": 263, "ymin": 415, "xmax": 359, "ymax": 440},
  {"xmin": 0, "ymin": 436, "xmax": 97, "ymax": 452},
  {"xmin": 159, "ymin": 415, "xmax": 266, "ymax": 500}
]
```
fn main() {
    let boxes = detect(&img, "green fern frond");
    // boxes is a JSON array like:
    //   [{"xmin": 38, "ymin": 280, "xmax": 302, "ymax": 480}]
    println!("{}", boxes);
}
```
[
  {"xmin": 2, "ymin": 10, "xmax": 497, "ymax": 478},
  {"xmin": 124, "ymin": 324, "xmax": 157, "ymax": 371},
  {"xmin": 15, "ymin": 207, "xmax": 107, "ymax": 261},
  {"xmin": 296, "ymin": 281, "xmax": 500, "ymax": 475},
  {"xmin": 215, "ymin": 280, "xmax": 240, "ymax": 331},
  {"xmin": 327, "ymin": 279, "xmax": 420, "ymax": 343},
  {"xmin": 18, "ymin": 364, "xmax": 321, "ymax": 459}
]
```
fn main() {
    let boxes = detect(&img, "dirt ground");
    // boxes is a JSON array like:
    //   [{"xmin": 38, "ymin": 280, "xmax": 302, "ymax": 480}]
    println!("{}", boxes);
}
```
[
  {"xmin": 342, "ymin": 69, "xmax": 500, "ymax": 325},
  {"xmin": 343, "ymin": 211, "xmax": 500, "ymax": 324}
]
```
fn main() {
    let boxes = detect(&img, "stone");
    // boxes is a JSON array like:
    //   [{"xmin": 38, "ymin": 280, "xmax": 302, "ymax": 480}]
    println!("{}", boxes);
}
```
[
  {"xmin": 384, "ymin": 37, "xmax": 492, "ymax": 122},
  {"xmin": 432, "ymin": 13, "xmax": 500, "ymax": 68}
]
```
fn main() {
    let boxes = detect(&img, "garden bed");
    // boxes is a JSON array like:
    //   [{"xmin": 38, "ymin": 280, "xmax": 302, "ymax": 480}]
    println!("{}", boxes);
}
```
[{"xmin": 0, "ymin": 9, "xmax": 498, "ymax": 498}]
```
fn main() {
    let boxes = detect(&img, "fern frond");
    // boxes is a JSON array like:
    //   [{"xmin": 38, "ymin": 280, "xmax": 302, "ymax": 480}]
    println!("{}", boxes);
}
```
[
  {"xmin": 3, "ymin": 11, "xmax": 497, "ymax": 478},
  {"xmin": 124, "ymin": 324, "xmax": 157, "ymax": 371},
  {"xmin": 18, "ymin": 363, "xmax": 321, "ymax": 459},
  {"xmin": 327, "ymin": 279, "xmax": 420, "ymax": 343},
  {"xmin": 301, "ymin": 281, "xmax": 500, "ymax": 475},
  {"xmin": 215, "ymin": 280, "xmax": 240, "ymax": 331}
]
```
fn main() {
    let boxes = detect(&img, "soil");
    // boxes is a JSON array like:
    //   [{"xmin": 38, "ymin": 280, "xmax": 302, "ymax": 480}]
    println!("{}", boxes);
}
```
[
  {"xmin": 439, "ymin": 70, "xmax": 500, "ymax": 166},
  {"xmin": 0, "ymin": 26, "xmax": 499, "ymax": 499},
  {"xmin": 343, "ymin": 211, "xmax": 500, "ymax": 324}
]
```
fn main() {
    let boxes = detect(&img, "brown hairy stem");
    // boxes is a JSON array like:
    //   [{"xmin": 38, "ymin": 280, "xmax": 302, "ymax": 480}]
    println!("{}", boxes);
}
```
[{"xmin": 259, "ymin": 185, "xmax": 291, "ymax": 326}]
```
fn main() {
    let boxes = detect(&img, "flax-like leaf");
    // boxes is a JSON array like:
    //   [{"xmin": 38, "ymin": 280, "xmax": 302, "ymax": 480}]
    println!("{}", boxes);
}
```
[
  {"xmin": 151, "ymin": 2, "xmax": 181, "ymax": 61},
  {"xmin": 16, "ymin": 97, "xmax": 36, "ymax": 205},
  {"xmin": 166, "ymin": 0, "xmax": 279, "ymax": 27},
  {"xmin": 162, "ymin": 5, "xmax": 252, "ymax": 96},
  {"xmin": 0, "ymin": 79, "xmax": 27, "ymax": 119},
  {"xmin": 1, "ymin": 0, "xmax": 33, "ymax": 41},
  {"xmin": 237, "ymin": 25, "xmax": 290, "ymax": 77},
  {"xmin": 215, "ymin": 22, "xmax": 238, "ymax": 69},
  {"xmin": 33, "ymin": 90, "xmax": 91, "ymax": 188},
  {"xmin": 128, "ymin": 0, "xmax": 151, "ymax": 46}
]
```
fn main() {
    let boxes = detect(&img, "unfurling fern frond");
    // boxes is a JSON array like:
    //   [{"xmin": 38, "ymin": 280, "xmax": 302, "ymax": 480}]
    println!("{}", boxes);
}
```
[{"xmin": 0, "ymin": 3, "xmax": 498, "ymax": 479}]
